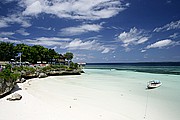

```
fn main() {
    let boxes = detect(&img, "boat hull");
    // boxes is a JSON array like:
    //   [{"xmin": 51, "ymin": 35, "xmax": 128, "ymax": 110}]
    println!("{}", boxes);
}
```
[{"xmin": 147, "ymin": 83, "xmax": 162, "ymax": 89}]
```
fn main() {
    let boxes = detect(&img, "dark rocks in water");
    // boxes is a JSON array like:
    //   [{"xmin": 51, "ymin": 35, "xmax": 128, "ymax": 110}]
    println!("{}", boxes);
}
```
[{"xmin": 7, "ymin": 93, "xmax": 22, "ymax": 101}]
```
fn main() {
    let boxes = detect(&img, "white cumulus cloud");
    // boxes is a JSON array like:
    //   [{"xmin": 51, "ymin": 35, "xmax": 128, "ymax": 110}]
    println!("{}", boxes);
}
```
[
  {"xmin": 146, "ymin": 39, "xmax": 176, "ymax": 49},
  {"xmin": 60, "ymin": 38, "xmax": 112, "ymax": 53},
  {"xmin": 36, "ymin": 37, "xmax": 72, "ymax": 41},
  {"xmin": 0, "ymin": 37, "xmax": 72, "ymax": 46},
  {"xmin": 22, "ymin": 1, "xmax": 43, "ymax": 16},
  {"xmin": 0, "ymin": 20, "xmax": 9, "ymax": 28},
  {"xmin": 0, "ymin": 36, "xmax": 113, "ymax": 53},
  {"xmin": 118, "ymin": 27, "xmax": 149, "ymax": 51},
  {"xmin": 154, "ymin": 20, "xmax": 180, "ymax": 32},
  {"xmin": 16, "ymin": 28, "xmax": 30, "ymax": 36},
  {"xmin": 0, "ymin": 14, "xmax": 31, "ymax": 28},
  {"xmin": 19, "ymin": 0, "xmax": 129, "ymax": 20},
  {"xmin": 60, "ymin": 24, "xmax": 102, "ymax": 36},
  {"xmin": 0, "ymin": 37, "xmax": 21, "ymax": 44},
  {"xmin": 37, "ymin": 27, "xmax": 53, "ymax": 31},
  {"xmin": 0, "ymin": 32, "xmax": 15, "ymax": 36},
  {"xmin": 24, "ymin": 37, "xmax": 72, "ymax": 46},
  {"xmin": 169, "ymin": 33, "xmax": 179, "ymax": 39}
]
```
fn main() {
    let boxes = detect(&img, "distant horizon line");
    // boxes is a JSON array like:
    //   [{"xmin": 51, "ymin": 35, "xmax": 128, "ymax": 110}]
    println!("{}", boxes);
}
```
[{"xmin": 85, "ymin": 61, "xmax": 180, "ymax": 64}]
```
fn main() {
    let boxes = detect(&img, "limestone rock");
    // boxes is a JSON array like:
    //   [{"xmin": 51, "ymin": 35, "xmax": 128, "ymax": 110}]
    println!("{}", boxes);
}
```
[
  {"xmin": 38, "ymin": 72, "xmax": 47, "ymax": 78},
  {"xmin": 21, "ymin": 70, "xmax": 26, "ymax": 76},
  {"xmin": 0, "ymin": 80, "xmax": 14, "ymax": 97},
  {"xmin": 21, "ymin": 78, "xmax": 26, "ymax": 82},
  {"xmin": 16, "ymin": 77, "xmax": 26, "ymax": 83},
  {"xmin": 7, "ymin": 93, "xmax": 22, "ymax": 101}
]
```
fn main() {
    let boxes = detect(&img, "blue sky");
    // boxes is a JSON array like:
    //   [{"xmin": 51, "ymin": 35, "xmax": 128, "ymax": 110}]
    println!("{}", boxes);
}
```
[{"xmin": 0, "ymin": 0, "xmax": 180, "ymax": 63}]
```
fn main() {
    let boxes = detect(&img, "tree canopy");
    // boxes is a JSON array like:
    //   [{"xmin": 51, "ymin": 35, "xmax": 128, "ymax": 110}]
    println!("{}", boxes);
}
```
[
  {"xmin": 0, "ymin": 42, "xmax": 16, "ymax": 61},
  {"xmin": 64, "ymin": 52, "xmax": 73, "ymax": 61},
  {"xmin": 0, "ymin": 42, "xmax": 67, "ymax": 63}
]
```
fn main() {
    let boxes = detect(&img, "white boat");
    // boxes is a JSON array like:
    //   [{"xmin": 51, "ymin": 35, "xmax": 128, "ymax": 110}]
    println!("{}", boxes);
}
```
[{"xmin": 147, "ymin": 80, "xmax": 162, "ymax": 89}]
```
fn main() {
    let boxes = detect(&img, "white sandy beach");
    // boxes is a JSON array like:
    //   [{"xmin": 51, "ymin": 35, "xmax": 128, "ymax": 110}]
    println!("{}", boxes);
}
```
[{"xmin": 0, "ymin": 69, "xmax": 180, "ymax": 120}]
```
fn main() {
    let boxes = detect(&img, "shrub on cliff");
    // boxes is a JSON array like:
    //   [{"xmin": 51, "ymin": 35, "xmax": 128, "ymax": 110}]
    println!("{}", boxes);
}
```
[
  {"xmin": 70, "ymin": 62, "xmax": 79, "ymax": 69},
  {"xmin": 0, "ymin": 64, "xmax": 20, "ymax": 96}
]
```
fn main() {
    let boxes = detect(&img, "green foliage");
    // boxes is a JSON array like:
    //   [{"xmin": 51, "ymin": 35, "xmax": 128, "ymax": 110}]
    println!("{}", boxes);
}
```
[
  {"xmin": 0, "ymin": 67, "xmax": 12, "ymax": 81},
  {"xmin": 0, "ymin": 42, "xmax": 79, "ymax": 74},
  {"xmin": 0, "ymin": 42, "xmax": 60, "ymax": 63},
  {"xmin": 23, "ymin": 66, "xmax": 36, "ymax": 73},
  {"xmin": 66, "ymin": 68, "xmax": 73, "ymax": 71},
  {"xmin": 12, "ymin": 66, "xmax": 35, "ymax": 73},
  {"xmin": 51, "ymin": 65, "xmax": 67, "ymax": 69},
  {"xmin": 59, "ymin": 65, "xmax": 68, "ymax": 69},
  {"xmin": 0, "ymin": 42, "xmax": 16, "ymax": 61},
  {"xmin": 64, "ymin": 52, "xmax": 74, "ymax": 67},
  {"xmin": 12, "ymin": 66, "xmax": 24, "ymax": 71},
  {"xmin": 64, "ymin": 52, "xmax": 73, "ymax": 61},
  {"xmin": 42, "ymin": 66, "xmax": 52, "ymax": 72},
  {"xmin": 0, "ymin": 64, "xmax": 20, "ymax": 83},
  {"xmin": 10, "ymin": 73, "xmax": 21, "ymax": 81},
  {"xmin": 70, "ymin": 62, "xmax": 79, "ymax": 69},
  {"xmin": 41, "ymin": 65, "xmax": 68, "ymax": 72}
]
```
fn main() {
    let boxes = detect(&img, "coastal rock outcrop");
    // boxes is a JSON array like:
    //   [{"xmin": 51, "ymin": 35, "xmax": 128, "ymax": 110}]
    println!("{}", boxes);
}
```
[
  {"xmin": 16, "ymin": 77, "xmax": 26, "ymax": 83},
  {"xmin": 62, "ymin": 70, "xmax": 81, "ymax": 75},
  {"xmin": 0, "ymin": 78, "xmax": 15, "ymax": 98},
  {"xmin": 21, "ymin": 70, "xmax": 37, "ymax": 79},
  {"xmin": 38, "ymin": 73, "xmax": 48, "ymax": 78},
  {"xmin": 7, "ymin": 93, "xmax": 22, "ymax": 101}
]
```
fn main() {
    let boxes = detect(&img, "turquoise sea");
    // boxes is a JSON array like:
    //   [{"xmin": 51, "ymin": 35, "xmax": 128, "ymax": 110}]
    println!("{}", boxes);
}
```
[{"xmin": 85, "ymin": 62, "xmax": 180, "ymax": 75}]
